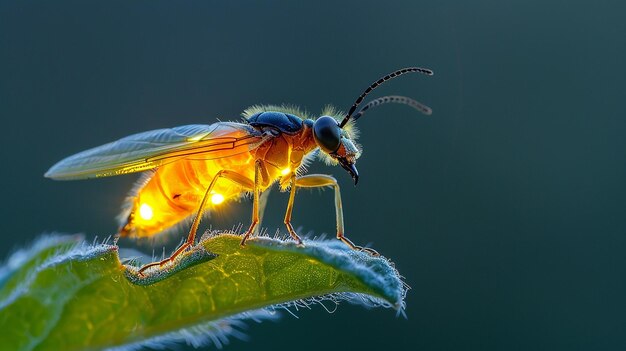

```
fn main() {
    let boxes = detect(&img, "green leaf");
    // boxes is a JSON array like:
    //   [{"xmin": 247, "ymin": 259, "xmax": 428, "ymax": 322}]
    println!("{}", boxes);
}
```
[{"xmin": 0, "ymin": 232, "xmax": 406, "ymax": 350}]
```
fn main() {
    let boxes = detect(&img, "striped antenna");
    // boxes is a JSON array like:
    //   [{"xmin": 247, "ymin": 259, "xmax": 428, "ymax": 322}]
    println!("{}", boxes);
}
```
[
  {"xmin": 339, "ymin": 67, "xmax": 433, "ymax": 128},
  {"xmin": 352, "ymin": 95, "xmax": 432, "ymax": 121}
]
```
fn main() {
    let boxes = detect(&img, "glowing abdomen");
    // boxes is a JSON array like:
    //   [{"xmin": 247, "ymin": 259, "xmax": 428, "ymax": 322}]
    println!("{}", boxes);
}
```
[{"xmin": 121, "ymin": 152, "xmax": 257, "ymax": 238}]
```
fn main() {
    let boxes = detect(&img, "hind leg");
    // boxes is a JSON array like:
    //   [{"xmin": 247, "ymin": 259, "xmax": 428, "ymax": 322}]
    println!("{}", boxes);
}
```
[{"xmin": 137, "ymin": 169, "xmax": 255, "ymax": 275}]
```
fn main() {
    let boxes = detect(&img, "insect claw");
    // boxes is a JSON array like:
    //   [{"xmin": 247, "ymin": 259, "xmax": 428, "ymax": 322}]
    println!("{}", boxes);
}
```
[
  {"xmin": 134, "ymin": 242, "xmax": 193, "ymax": 276},
  {"xmin": 338, "ymin": 236, "xmax": 379, "ymax": 256},
  {"xmin": 136, "ymin": 261, "xmax": 161, "ymax": 276},
  {"xmin": 240, "ymin": 234, "xmax": 250, "ymax": 247},
  {"xmin": 354, "ymin": 245, "xmax": 379, "ymax": 256},
  {"xmin": 361, "ymin": 247, "xmax": 380, "ymax": 257},
  {"xmin": 241, "ymin": 218, "xmax": 260, "ymax": 247}
]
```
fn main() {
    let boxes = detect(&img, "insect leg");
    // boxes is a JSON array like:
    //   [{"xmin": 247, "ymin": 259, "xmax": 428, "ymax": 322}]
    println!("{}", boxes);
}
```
[
  {"xmin": 294, "ymin": 174, "xmax": 379, "ymax": 255},
  {"xmin": 240, "ymin": 160, "xmax": 263, "ymax": 246},
  {"xmin": 138, "ymin": 169, "xmax": 255, "ymax": 275},
  {"xmin": 255, "ymin": 187, "xmax": 272, "ymax": 235},
  {"xmin": 185, "ymin": 169, "xmax": 256, "ymax": 246},
  {"xmin": 283, "ymin": 175, "xmax": 303, "ymax": 245}
]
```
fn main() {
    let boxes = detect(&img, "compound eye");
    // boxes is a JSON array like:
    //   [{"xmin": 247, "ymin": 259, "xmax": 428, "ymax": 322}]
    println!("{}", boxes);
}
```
[{"xmin": 313, "ymin": 116, "xmax": 342, "ymax": 153}]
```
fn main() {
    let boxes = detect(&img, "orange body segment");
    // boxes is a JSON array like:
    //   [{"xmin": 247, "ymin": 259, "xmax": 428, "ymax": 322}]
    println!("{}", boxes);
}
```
[{"xmin": 120, "ymin": 127, "xmax": 317, "ymax": 238}]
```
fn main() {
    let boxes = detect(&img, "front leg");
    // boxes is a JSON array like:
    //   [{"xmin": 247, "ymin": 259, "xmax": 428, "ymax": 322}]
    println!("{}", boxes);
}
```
[{"xmin": 285, "ymin": 174, "xmax": 378, "ymax": 255}]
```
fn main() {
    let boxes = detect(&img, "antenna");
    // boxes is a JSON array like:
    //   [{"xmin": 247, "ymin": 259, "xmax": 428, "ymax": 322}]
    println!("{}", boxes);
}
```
[
  {"xmin": 339, "ymin": 67, "xmax": 433, "ymax": 128},
  {"xmin": 352, "ymin": 95, "xmax": 432, "ymax": 121}
]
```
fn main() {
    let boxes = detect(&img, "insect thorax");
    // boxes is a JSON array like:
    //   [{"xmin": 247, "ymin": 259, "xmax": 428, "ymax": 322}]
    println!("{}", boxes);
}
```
[{"xmin": 247, "ymin": 111, "xmax": 304, "ymax": 134}]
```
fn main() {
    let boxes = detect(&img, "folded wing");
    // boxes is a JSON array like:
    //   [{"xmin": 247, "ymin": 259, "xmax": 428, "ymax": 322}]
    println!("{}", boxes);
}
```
[{"xmin": 45, "ymin": 122, "xmax": 269, "ymax": 180}]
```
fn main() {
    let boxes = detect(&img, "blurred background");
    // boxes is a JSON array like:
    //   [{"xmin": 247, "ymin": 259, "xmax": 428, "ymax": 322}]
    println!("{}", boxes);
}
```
[{"xmin": 1, "ymin": 0, "xmax": 625, "ymax": 350}]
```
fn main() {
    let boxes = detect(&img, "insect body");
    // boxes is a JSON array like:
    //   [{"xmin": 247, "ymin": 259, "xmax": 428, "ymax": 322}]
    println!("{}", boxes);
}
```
[{"xmin": 45, "ymin": 67, "xmax": 433, "ymax": 273}]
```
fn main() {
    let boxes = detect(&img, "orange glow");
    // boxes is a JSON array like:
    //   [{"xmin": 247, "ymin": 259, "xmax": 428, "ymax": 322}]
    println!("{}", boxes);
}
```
[
  {"xmin": 121, "ymin": 130, "xmax": 299, "ymax": 238},
  {"xmin": 211, "ymin": 193, "xmax": 225, "ymax": 205},
  {"xmin": 138, "ymin": 203, "xmax": 154, "ymax": 221}
]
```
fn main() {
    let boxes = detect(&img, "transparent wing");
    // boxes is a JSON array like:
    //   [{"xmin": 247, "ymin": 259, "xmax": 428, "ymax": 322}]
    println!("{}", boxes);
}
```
[{"xmin": 45, "ymin": 122, "xmax": 270, "ymax": 180}]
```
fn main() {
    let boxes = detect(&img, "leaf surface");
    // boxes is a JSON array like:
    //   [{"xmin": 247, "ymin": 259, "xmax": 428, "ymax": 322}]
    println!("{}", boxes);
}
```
[{"xmin": 0, "ymin": 233, "xmax": 405, "ymax": 350}]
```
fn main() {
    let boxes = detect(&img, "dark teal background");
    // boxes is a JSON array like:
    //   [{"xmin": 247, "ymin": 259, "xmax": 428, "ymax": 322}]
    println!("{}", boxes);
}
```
[{"xmin": 1, "ymin": 0, "xmax": 625, "ymax": 350}]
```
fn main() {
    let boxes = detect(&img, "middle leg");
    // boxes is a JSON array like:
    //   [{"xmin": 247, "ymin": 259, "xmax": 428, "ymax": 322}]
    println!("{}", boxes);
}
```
[{"xmin": 240, "ymin": 159, "xmax": 266, "ymax": 246}]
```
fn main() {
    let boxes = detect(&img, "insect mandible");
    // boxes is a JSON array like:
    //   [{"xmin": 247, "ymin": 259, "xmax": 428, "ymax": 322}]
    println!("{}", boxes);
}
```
[{"xmin": 45, "ymin": 67, "xmax": 434, "ymax": 274}]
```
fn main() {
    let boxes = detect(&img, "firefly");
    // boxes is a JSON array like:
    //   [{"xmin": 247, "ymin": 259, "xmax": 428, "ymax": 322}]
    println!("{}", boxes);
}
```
[{"xmin": 45, "ymin": 67, "xmax": 434, "ymax": 273}]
